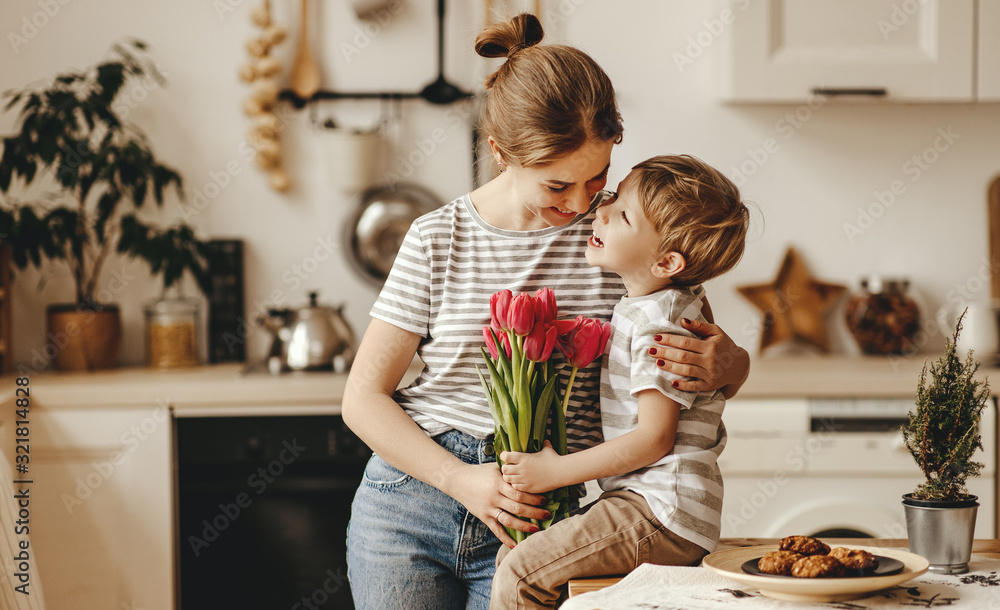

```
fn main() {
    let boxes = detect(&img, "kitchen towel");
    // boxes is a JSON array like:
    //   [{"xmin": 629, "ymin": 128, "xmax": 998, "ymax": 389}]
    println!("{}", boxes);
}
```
[{"xmin": 561, "ymin": 557, "xmax": 1000, "ymax": 610}]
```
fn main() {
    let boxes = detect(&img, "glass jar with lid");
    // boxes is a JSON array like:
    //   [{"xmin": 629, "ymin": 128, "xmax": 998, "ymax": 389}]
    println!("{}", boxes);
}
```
[
  {"xmin": 844, "ymin": 275, "xmax": 921, "ymax": 355},
  {"xmin": 145, "ymin": 298, "xmax": 200, "ymax": 368}
]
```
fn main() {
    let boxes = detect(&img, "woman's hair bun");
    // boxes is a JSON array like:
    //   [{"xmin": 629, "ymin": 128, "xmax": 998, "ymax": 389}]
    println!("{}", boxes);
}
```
[{"xmin": 475, "ymin": 13, "xmax": 544, "ymax": 60}]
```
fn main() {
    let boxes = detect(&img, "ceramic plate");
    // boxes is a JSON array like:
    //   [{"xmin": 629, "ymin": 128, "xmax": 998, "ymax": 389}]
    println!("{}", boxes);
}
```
[
  {"xmin": 741, "ymin": 555, "xmax": 904, "ymax": 578},
  {"xmin": 702, "ymin": 545, "xmax": 929, "ymax": 603}
]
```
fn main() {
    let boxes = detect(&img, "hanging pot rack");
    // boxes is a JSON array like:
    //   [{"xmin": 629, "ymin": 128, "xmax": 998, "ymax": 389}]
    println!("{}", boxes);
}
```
[{"xmin": 279, "ymin": 0, "xmax": 472, "ymax": 109}]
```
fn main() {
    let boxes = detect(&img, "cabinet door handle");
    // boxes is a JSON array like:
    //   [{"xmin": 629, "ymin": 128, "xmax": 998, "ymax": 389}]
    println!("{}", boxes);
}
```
[{"xmin": 811, "ymin": 87, "xmax": 888, "ymax": 97}]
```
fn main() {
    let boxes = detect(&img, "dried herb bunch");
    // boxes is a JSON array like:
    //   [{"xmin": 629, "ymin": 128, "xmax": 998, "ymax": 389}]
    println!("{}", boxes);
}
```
[{"xmin": 903, "ymin": 310, "xmax": 990, "ymax": 501}]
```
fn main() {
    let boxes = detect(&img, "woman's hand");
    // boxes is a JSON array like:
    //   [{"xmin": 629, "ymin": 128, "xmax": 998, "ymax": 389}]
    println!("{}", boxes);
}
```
[
  {"xmin": 648, "ymin": 317, "xmax": 749, "ymax": 396},
  {"xmin": 449, "ymin": 462, "xmax": 550, "ymax": 548}
]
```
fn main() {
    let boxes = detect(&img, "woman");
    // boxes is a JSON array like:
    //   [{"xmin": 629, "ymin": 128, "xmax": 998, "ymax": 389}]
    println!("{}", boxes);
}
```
[{"xmin": 343, "ymin": 13, "xmax": 749, "ymax": 610}]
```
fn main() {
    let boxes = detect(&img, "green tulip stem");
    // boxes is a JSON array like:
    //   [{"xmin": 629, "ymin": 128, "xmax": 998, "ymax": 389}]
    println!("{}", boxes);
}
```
[{"xmin": 561, "ymin": 367, "xmax": 579, "ymax": 415}]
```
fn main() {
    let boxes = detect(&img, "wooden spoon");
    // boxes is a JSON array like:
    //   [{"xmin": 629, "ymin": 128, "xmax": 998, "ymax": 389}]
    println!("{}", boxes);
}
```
[
  {"xmin": 988, "ymin": 174, "xmax": 1000, "ymax": 301},
  {"xmin": 289, "ymin": 0, "xmax": 321, "ymax": 100}
]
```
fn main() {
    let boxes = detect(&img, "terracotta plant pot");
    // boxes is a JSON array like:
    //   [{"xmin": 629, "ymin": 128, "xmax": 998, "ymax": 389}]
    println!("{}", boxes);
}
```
[{"xmin": 45, "ymin": 303, "xmax": 122, "ymax": 371}]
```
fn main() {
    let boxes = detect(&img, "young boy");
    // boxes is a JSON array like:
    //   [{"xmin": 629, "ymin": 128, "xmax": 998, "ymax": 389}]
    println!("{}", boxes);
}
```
[{"xmin": 490, "ymin": 155, "xmax": 751, "ymax": 609}]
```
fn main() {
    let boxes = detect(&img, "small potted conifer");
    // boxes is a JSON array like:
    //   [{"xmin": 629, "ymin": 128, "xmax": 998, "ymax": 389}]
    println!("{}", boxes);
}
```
[{"xmin": 902, "ymin": 309, "xmax": 990, "ymax": 574}]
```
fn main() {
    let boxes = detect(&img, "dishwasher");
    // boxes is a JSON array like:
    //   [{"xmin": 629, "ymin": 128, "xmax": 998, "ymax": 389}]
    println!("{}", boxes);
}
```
[{"xmin": 718, "ymin": 397, "xmax": 997, "ymax": 539}]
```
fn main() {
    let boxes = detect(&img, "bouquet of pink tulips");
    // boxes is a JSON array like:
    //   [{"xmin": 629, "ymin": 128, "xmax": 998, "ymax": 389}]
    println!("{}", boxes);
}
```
[{"xmin": 477, "ymin": 288, "xmax": 610, "ymax": 542}]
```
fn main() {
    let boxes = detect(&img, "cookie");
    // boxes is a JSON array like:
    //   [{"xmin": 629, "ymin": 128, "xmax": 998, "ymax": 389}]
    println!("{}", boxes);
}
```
[
  {"xmin": 829, "ymin": 547, "xmax": 878, "ymax": 571},
  {"xmin": 779, "ymin": 535, "xmax": 830, "ymax": 556},
  {"xmin": 757, "ymin": 550, "xmax": 803, "ymax": 576},
  {"xmin": 791, "ymin": 555, "xmax": 845, "ymax": 578}
]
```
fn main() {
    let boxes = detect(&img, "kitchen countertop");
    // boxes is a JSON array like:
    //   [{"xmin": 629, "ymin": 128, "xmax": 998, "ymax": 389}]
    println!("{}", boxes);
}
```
[
  {"xmin": 0, "ymin": 360, "xmax": 426, "ymax": 416},
  {"xmin": 0, "ymin": 354, "xmax": 996, "ymax": 414}
]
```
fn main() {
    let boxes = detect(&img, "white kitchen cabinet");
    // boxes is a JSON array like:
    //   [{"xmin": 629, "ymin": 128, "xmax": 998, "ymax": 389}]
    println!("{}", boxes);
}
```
[
  {"xmin": 980, "ymin": 0, "xmax": 1000, "ymax": 100},
  {"xmin": 719, "ymin": 0, "xmax": 1000, "ymax": 102},
  {"xmin": 1, "ymin": 404, "xmax": 173, "ymax": 610}
]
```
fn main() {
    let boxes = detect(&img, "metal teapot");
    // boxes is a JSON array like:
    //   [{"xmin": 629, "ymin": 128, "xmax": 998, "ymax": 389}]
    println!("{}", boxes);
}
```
[{"xmin": 259, "ymin": 292, "xmax": 356, "ymax": 373}]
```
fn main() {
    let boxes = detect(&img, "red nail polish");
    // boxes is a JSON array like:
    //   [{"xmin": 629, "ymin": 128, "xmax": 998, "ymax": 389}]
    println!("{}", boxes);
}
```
[
  {"xmin": 531, "ymin": 527, "xmax": 540, "ymax": 533},
  {"xmin": 648, "ymin": 347, "xmax": 657, "ymax": 355},
  {"xmin": 654, "ymin": 334, "xmax": 662, "ymax": 342},
  {"xmin": 672, "ymin": 381, "xmax": 679, "ymax": 388},
  {"xmin": 657, "ymin": 360, "xmax": 665, "ymax": 367}
]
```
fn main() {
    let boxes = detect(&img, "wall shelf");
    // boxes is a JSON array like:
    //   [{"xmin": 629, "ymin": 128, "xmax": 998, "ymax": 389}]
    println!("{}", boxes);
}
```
[{"xmin": 278, "ymin": 88, "xmax": 474, "ymax": 109}]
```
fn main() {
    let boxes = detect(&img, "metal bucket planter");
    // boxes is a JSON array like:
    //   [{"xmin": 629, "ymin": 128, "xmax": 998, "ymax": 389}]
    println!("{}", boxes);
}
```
[{"xmin": 903, "ymin": 493, "xmax": 978, "ymax": 574}]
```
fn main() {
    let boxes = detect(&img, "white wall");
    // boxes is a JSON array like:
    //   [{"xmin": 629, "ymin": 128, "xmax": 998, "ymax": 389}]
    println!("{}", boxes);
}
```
[{"xmin": 4, "ymin": 0, "xmax": 1000, "ymax": 372}]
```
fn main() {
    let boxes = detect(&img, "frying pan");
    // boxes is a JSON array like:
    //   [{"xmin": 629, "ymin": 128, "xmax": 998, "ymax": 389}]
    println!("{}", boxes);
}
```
[{"xmin": 345, "ymin": 182, "xmax": 442, "ymax": 285}]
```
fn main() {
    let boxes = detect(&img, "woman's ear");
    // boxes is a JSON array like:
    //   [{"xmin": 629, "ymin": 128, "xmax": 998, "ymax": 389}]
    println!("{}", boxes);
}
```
[
  {"xmin": 651, "ymin": 251, "xmax": 686, "ymax": 279},
  {"xmin": 487, "ymin": 136, "xmax": 506, "ymax": 167}
]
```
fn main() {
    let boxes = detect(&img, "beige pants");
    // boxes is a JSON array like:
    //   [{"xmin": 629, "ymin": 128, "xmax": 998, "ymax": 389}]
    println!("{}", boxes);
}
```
[{"xmin": 490, "ymin": 490, "xmax": 708, "ymax": 610}]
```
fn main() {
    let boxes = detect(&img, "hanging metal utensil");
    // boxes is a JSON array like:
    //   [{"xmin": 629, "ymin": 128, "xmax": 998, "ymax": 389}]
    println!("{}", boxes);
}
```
[
  {"xmin": 420, "ymin": 0, "xmax": 467, "ymax": 104},
  {"xmin": 344, "ymin": 99, "xmax": 442, "ymax": 285}
]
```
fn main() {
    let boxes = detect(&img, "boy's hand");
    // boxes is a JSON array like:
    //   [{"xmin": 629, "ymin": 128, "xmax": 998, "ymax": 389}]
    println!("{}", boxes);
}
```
[{"xmin": 500, "ymin": 442, "xmax": 566, "ymax": 493}]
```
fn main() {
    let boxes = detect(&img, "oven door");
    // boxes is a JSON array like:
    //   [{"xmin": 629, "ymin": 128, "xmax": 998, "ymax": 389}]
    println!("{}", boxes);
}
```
[{"xmin": 175, "ymin": 415, "xmax": 370, "ymax": 609}]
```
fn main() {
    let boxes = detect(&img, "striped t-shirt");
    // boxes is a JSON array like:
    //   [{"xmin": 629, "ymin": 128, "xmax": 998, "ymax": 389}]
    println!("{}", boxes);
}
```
[
  {"xmin": 371, "ymin": 193, "xmax": 625, "ymax": 453},
  {"xmin": 598, "ymin": 286, "xmax": 727, "ymax": 552}
]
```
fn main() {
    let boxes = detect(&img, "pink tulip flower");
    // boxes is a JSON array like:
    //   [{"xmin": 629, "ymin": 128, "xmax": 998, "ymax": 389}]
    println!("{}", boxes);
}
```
[
  {"xmin": 533, "ymin": 287, "xmax": 558, "ymax": 324},
  {"xmin": 507, "ymin": 292, "xmax": 536, "ymax": 336},
  {"xmin": 490, "ymin": 290, "xmax": 513, "ymax": 331},
  {"xmin": 524, "ymin": 323, "xmax": 558, "ymax": 363},
  {"xmin": 483, "ymin": 326, "xmax": 512, "ymax": 359},
  {"xmin": 558, "ymin": 316, "xmax": 611, "ymax": 368}
]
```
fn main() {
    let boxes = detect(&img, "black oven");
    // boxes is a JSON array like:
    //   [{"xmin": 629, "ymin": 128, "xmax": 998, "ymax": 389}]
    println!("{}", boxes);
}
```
[{"xmin": 175, "ymin": 415, "xmax": 370, "ymax": 609}]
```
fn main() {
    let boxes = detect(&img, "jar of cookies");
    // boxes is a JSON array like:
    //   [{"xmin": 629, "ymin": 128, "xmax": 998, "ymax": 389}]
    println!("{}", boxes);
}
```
[
  {"xmin": 145, "ymin": 298, "xmax": 200, "ymax": 368},
  {"xmin": 844, "ymin": 275, "xmax": 921, "ymax": 355}
]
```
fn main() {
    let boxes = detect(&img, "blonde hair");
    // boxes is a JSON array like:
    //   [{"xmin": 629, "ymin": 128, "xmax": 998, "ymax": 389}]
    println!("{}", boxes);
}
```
[
  {"xmin": 475, "ymin": 13, "xmax": 623, "ymax": 168},
  {"xmin": 625, "ymin": 155, "xmax": 750, "ymax": 287}
]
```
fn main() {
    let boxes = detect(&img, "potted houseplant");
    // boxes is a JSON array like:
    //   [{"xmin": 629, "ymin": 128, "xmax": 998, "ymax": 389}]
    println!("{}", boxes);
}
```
[
  {"xmin": 0, "ymin": 39, "xmax": 210, "ymax": 370},
  {"xmin": 901, "ymin": 309, "xmax": 991, "ymax": 574}
]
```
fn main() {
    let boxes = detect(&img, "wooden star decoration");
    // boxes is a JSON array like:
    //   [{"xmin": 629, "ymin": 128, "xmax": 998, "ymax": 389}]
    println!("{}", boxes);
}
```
[{"xmin": 737, "ymin": 247, "xmax": 846, "ymax": 353}]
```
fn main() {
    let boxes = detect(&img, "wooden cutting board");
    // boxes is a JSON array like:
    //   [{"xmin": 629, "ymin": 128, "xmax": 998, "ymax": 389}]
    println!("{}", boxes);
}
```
[{"xmin": 990, "ymin": 174, "xmax": 1000, "ymax": 302}]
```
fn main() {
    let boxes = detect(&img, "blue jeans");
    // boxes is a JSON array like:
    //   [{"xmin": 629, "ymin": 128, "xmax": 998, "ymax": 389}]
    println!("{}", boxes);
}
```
[{"xmin": 347, "ymin": 429, "xmax": 500, "ymax": 610}]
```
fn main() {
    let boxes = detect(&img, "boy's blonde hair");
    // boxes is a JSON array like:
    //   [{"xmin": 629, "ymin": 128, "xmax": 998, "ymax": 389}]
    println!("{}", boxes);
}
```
[{"xmin": 625, "ymin": 155, "xmax": 749, "ymax": 287}]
